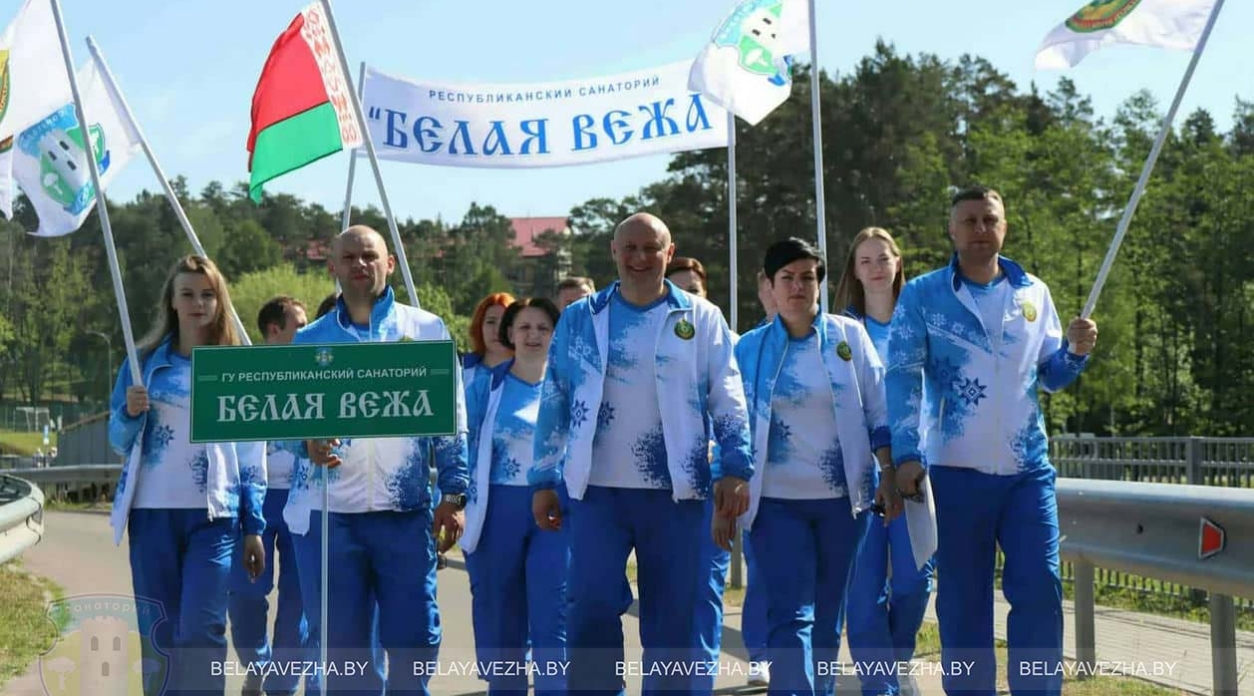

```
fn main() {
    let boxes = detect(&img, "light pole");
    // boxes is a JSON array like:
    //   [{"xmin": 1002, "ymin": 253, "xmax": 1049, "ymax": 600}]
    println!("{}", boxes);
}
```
[{"xmin": 86, "ymin": 331, "xmax": 112, "ymax": 404}]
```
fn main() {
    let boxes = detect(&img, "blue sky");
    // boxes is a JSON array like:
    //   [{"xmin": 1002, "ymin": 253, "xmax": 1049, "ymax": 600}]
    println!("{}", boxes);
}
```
[{"xmin": 32, "ymin": 0, "xmax": 1254, "ymax": 226}]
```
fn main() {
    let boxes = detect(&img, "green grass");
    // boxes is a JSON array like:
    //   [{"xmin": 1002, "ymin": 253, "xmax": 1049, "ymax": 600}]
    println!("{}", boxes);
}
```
[
  {"xmin": 0, "ymin": 561, "xmax": 66, "ymax": 687},
  {"xmin": 0, "ymin": 429, "xmax": 58, "ymax": 457},
  {"xmin": 912, "ymin": 622, "xmax": 1187, "ymax": 695}
]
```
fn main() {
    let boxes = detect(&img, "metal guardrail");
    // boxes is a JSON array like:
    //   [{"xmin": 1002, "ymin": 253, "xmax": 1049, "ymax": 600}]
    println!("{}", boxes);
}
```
[
  {"xmin": 1057, "ymin": 479, "xmax": 1254, "ymax": 695},
  {"xmin": 0, "ymin": 474, "xmax": 46, "ymax": 565}
]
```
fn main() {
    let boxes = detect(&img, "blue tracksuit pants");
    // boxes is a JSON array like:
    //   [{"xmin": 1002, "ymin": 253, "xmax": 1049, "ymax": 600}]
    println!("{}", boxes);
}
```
[
  {"xmin": 228, "ymin": 488, "xmax": 308, "ymax": 695},
  {"xmin": 566, "ymin": 485, "xmax": 706, "ymax": 695},
  {"xmin": 465, "ymin": 484, "xmax": 570, "ymax": 696},
  {"xmin": 692, "ymin": 500, "xmax": 730, "ymax": 692},
  {"xmin": 293, "ymin": 509, "xmax": 437, "ymax": 695},
  {"xmin": 128, "ymin": 508, "xmax": 236, "ymax": 695},
  {"xmin": 929, "ymin": 465, "xmax": 1063, "ymax": 696},
  {"xmin": 846, "ymin": 496, "xmax": 936, "ymax": 695},
  {"xmin": 741, "ymin": 529, "xmax": 769, "ymax": 665},
  {"xmin": 750, "ymin": 497, "xmax": 870, "ymax": 696}
]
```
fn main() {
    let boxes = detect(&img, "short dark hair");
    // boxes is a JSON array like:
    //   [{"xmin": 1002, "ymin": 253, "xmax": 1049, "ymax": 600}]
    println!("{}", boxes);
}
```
[
  {"xmin": 315, "ymin": 293, "xmax": 339, "ymax": 320},
  {"xmin": 557, "ymin": 277, "xmax": 595, "ymax": 293},
  {"xmin": 257, "ymin": 295, "xmax": 305, "ymax": 334},
  {"xmin": 499, "ymin": 297, "xmax": 561, "ymax": 350},
  {"xmin": 950, "ymin": 185, "xmax": 1004, "ymax": 211},
  {"xmin": 666, "ymin": 257, "xmax": 707, "ymax": 283},
  {"xmin": 764, "ymin": 237, "xmax": 826, "ymax": 284}
]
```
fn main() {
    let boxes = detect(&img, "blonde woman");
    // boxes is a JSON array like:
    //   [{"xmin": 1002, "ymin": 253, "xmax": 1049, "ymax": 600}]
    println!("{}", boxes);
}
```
[{"xmin": 108, "ymin": 255, "xmax": 266, "ymax": 694}]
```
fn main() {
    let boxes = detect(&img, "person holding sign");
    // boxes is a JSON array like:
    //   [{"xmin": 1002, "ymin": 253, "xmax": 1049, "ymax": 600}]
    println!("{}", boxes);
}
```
[
  {"xmin": 728, "ymin": 238, "xmax": 899, "ymax": 696},
  {"xmin": 834, "ymin": 228, "xmax": 934, "ymax": 696},
  {"xmin": 463, "ymin": 297, "xmax": 568, "ymax": 695},
  {"xmin": 108, "ymin": 255, "xmax": 267, "ymax": 694},
  {"xmin": 887, "ymin": 187, "xmax": 1097, "ymax": 695},
  {"xmin": 530, "ymin": 212, "xmax": 753, "ymax": 695},
  {"xmin": 289, "ymin": 225, "xmax": 470, "ymax": 696}
]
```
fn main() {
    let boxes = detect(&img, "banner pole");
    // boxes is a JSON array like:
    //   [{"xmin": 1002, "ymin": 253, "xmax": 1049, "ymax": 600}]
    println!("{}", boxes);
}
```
[{"xmin": 807, "ymin": 0, "xmax": 829, "ymax": 313}]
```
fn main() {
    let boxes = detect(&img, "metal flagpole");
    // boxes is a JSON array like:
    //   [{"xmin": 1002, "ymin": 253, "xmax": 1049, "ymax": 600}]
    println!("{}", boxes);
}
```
[
  {"xmin": 807, "ymin": 0, "xmax": 829, "ymax": 313},
  {"xmin": 320, "ymin": 0, "xmax": 418, "ymax": 307},
  {"xmin": 333, "ymin": 62, "xmax": 367, "ymax": 297},
  {"xmin": 48, "ymin": 0, "xmax": 141, "ymax": 385},
  {"xmin": 727, "ymin": 111, "xmax": 739, "ymax": 333},
  {"xmin": 85, "ymin": 36, "xmax": 251, "ymax": 345},
  {"xmin": 1081, "ymin": 0, "xmax": 1226, "ymax": 319}
]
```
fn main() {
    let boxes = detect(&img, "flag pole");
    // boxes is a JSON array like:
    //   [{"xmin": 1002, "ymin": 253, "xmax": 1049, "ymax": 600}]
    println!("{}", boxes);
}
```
[
  {"xmin": 1081, "ymin": 0, "xmax": 1226, "ymax": 319},
  {"xmin": 339, "ymin": 62, "xmax": 364, "ymax": 234},
  {"xmin": 319, "ymin": 0, "xmax": 418, "ymax": 307},
  {"xmin": 807, "ymin": 0, "xmax": 829, "ymax": 313},
  {"xmin": 84, "ymin": 36, "xmax": 252, "ymax": 346},
  {"xmin": 727, "ymin": 111, "xmax": 739, "ymax": 333},
  {"xmin": 48, "ymin": 0, "xmax": 140, "ymax": 385}
]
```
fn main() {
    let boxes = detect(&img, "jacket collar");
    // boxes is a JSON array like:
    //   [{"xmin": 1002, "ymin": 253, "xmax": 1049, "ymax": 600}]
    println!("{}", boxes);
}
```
[
  {"xmin": 334, "ymin": 285, "xmax": 397, "ymax": 332},
  {"xmin": 589, "ymin": 279, "xmax": 689, "ymax": 315},
  {"xmin": 946, "ymin": 252, "xmax": 1031, "ymax": 292}
]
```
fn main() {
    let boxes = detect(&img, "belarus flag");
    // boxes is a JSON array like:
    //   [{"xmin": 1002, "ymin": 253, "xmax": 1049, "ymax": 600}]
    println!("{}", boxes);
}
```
[{"xmin": 247, "ymin": 2, "xmax": 362, "ymax": 202}]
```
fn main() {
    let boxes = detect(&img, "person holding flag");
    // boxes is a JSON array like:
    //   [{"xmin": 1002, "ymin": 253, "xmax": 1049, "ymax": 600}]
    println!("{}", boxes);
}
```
[
  {"xmin": 108, "ymin": 255, "xmax": 266, "ymax": 694},
  {"xmin": 888, "ymin": 186, "xmax": 1097, "ymax": 695}
]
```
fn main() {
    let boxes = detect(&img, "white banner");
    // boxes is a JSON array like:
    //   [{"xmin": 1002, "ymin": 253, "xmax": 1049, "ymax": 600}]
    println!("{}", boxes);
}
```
[{"xmin": 361, "ymin": 61, "xmax": 729, "ymax": 168}]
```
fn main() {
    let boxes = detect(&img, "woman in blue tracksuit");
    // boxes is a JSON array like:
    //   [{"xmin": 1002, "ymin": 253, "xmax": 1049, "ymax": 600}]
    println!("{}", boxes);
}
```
[
  {"xmin": 729, "ymin": 238, "xmax": 902, "ymax": 696},
  {"xmin": 836, "ymin": 228, "xmax": 937, "ymax": 696},
  {"xmin": 463, "ymin": 297, "xmax": 568, "ymax": 696},
  {"xmin": 108, "ymin": 255, "xmax": 266, "ymax": 695},
  {"xmin": 462, "ymin": 292, "xmax": 517, "ymax": 387}
]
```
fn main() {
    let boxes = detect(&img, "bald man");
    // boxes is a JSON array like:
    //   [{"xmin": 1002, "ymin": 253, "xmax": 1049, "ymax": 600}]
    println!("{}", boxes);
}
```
[
  {"xmin": 530, "ymin": 213, "xmax": 754, "ymax": 695},
  {"xmin": 281, "ymin": 226, "xmax": 470, "ymax": 696}
]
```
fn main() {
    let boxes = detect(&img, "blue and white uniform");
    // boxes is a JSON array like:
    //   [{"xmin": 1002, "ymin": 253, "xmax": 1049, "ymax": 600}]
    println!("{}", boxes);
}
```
[
  {"xmin": 228, "ymin": 440, "xmax": 310, "ymax": 695},
  {"xmin": 280, "ymin": 287, "xmax": 470, "ymax": 696},
  {"xmin": 109, "ymin": 337, "xmax": 266, "ymax": 694},
  {"xmin": 735, "ymin": 312, "xmax": 888, "ymax": 696},
  {"xmin": 464, "ymin": 360, "xmax": 568, "ymax": 695},
  {"xmin": 886, "ymin": 254, "xmax": 1088, "ymax": 695},
  {"xmin": 531, "ymin": 280, "xmax": 753, "ymax": 695},
  {"xmin": 845, "ymin": 308, "xmax": 936, "ymax": 696}
]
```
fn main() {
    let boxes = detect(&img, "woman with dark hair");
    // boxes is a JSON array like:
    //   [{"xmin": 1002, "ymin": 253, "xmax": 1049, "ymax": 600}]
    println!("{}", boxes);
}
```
[
  {"xmin": 728, "ymin": 238, "xmax": 902, "ymax": 696},
  {"xmin": 108, "ymin": 255, "xmax": 265, "ymax": 694},
  {"xmin": 463, "ymin": 297, "xmax": 569, "ymax": 696}
]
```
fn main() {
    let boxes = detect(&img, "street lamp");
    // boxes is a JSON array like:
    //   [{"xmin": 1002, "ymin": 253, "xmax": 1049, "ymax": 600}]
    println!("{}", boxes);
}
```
[{"xmin": 86, "ymin": 331, "xmax": 113, "ymax": 404}]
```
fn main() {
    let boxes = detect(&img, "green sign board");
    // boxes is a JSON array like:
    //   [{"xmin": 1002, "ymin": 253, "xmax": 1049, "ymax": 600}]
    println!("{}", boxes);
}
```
[{"xmin": 190, "ymin": 340, "xmax": 458, "ymax": 443}]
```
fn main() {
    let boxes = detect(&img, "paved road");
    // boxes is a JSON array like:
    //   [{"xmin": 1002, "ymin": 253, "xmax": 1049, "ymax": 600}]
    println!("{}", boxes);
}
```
[{"xmin": 4, "ymin": 511, "xmax": 948, "ymax": 695}]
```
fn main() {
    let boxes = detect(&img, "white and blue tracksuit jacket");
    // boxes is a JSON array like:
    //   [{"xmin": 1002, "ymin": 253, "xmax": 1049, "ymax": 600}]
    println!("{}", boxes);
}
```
[
  {"xmin": 108, "ymin": 337, "xmax": 267, "ymax": 545},
  {"xmin": 734, "ymin": 312, "xmax": 890, "ymax": 531},
  {"xmin": 886, "ymin": 254, "xmax": 1089, "ymax": 475},
  {"xmin": 281, "ymin": 287, "xmax": 470, "ymax": 534},
  {"xmin": 462, "ymin": 359, "xmax": 521, "ymax": 553},
  {"xmin": 529, "ymin": 280, "xmax": 753, "ymax": 501}
]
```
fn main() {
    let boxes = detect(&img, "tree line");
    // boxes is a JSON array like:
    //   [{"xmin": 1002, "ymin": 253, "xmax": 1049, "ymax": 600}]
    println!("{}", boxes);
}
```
[{"xmin": 1, "ymin": 41, "xmax": 1252, "ymax": 437}]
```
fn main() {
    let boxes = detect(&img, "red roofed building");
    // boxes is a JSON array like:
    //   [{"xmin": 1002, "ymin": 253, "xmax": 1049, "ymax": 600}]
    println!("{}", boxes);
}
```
[{"xmin": 508, "ymin": 216, "xmax": 573, "ymax": 297}]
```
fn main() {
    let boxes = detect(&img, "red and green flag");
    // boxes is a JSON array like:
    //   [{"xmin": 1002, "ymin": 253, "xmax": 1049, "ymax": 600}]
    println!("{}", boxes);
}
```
[{"xmin": 247, "ymin": 2, "xmax": 362, "ymax": 203}]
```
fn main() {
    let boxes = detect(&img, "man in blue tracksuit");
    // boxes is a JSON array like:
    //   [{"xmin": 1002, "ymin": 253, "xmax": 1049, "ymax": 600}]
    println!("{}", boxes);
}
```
[
  {"xmin": 530, "ymin": 212, "xmax": 754, "ymax": 695},
  {"xmin": 286, "ymin": 225, "xmax": 470, "ymax": 696},
  {"xmin": 230, "ymin": 296, "xmax": 310, "ymax": 696},
  {"xmin": 887, "ymin": 186, "xmax": 1099, "ymax": 695}
]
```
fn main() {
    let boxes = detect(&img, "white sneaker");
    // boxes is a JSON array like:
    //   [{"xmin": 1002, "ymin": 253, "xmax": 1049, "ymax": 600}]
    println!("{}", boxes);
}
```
[{"xmin": 747, "ymin": 662, "xmax": 770, "ymax": 687}]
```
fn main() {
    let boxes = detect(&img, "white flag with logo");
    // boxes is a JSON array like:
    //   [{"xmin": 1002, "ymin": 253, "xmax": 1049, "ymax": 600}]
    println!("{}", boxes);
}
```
[
  {"xmin": 688, "ymin": 0, "xmax": 809, "ymax": 126},
  {"xmin": 13, "ymin": 55, "xmax": 141, "ymax": 237},
  {"xmin": 1035, "ymin": 0, "xmax": 1219, "ymax": 70}
]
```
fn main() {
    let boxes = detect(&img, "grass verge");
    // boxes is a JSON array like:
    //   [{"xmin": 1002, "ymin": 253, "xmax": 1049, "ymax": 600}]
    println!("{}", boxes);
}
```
[
  {"xmin": 0, "ymin": 561, "xmax": 65, "ymax": 687},
  {"xmin": 0, "ymin": 429, "xmax": 56, "ymax": 457}
]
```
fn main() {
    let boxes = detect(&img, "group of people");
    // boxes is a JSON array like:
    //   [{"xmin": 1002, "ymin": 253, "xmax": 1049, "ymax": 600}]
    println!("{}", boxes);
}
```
[{"xmin": 109, "ymin": 184, "xmax": 1098, "ymax": 696}]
